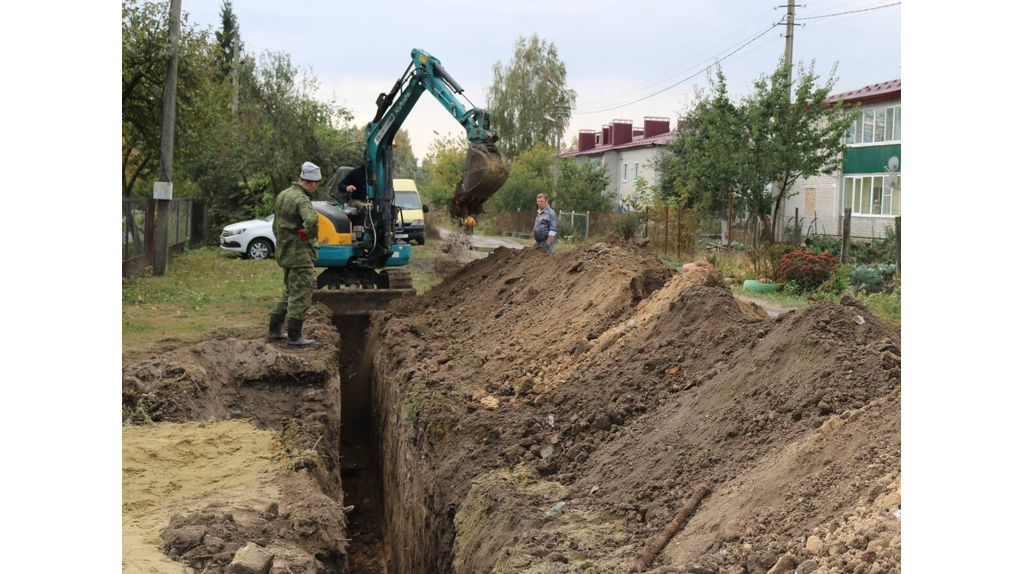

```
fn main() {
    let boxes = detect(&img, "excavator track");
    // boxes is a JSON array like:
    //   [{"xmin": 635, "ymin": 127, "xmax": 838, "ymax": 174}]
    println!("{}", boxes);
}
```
[{"xmin": 383, "ymin": 269, "xmax": 413, "ymax": 290}]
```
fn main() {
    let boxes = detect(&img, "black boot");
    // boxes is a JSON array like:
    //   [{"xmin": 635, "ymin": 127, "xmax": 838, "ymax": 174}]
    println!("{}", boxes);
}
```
[
  {"xmin": 268, "ymin": 314, "xmax": 286, "ymax": 341},
  {"xmin": 287, "ymin": 318, "xmax": 315, "ymax": 347}
]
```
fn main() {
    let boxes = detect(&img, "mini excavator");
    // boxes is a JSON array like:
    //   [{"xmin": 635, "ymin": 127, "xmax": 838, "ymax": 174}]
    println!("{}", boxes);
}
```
[{"xmin": 310, "ymin": 49, "xmax": 508, "ymax": 315}]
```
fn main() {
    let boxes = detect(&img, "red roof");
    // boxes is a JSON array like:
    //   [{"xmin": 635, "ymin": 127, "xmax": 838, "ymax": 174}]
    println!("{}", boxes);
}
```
[
  {"xmin": 560, "ymin": 130, "xmax": 676, "ymax": 158},
  {"xmin": 828, "ymin": 78, "xmax": 900, "ymax": 105}
]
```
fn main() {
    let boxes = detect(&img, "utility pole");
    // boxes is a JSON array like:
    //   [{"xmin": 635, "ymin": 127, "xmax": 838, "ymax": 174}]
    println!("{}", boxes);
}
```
[
  {"xmin": 153, "ymin": 0, "xmax": 182, "ymax": 276},
  {"xmin": 784, "ymin": 0, "xmax": 796, "ymax": 92},
  {"xmin": 231, "ymin": 34, "xmax": 239, "ymax": 114}
]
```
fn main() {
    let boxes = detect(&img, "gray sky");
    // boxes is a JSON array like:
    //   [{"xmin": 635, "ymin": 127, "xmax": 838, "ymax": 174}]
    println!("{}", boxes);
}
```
[{"xmin": 181, "ymin": 0, "xmax": 901, "ymax": 159}]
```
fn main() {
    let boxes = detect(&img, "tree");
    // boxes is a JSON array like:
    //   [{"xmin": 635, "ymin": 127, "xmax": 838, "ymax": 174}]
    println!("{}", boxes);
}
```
[
  {"xmin": 391, "ymin": 129, "xmax": 418, "ymax": 179},
  {"xmin": 214, "ymin": 0, "xmax": 239, "ymax": 79},
  {"xmin": 487, "ymin": 34, "xmax": 577, "ymax": 158},
  {"xmin": 488, "ymin": 143, "xmax": 555, "ymax": 212},
  {"xmin": 418, "ymin": 135, "xmax": 467, "ymax": 212},
  {"xmin": 754, "ymin": 60, "xmax": 853, "ymax": 238},
  {"xmin": 555, "ymin": 159, "xmax": 611, "ymax": 212}
]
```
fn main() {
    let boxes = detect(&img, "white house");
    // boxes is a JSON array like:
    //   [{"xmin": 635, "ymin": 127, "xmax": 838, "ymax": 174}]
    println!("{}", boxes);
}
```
[
  {"xmin": 559, "ymin": 117, "xmax": 675, "ymax": 209},
  {"xmin": 782, "ymin": 79, "xmax": 901, "ymax": 239}
]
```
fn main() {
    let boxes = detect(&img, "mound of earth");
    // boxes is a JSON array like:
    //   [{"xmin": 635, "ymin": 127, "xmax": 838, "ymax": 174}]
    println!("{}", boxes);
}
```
[
  {"xmin": 122, "ymin": 309, "xmax": 349, "ymax": 573},
  {"xmin": 370, "ymin": 242, "xmax": 900, "ymax": 573}
]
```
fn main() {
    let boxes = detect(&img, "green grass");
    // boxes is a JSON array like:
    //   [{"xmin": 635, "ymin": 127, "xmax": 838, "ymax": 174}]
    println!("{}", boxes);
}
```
[
  {"xmin": 730, "ymin": 285, "xmax": 814, "ymax": 307},
  {"xmin": 731, "ymin": 284, "xmax": 900, "ymax": 325}
]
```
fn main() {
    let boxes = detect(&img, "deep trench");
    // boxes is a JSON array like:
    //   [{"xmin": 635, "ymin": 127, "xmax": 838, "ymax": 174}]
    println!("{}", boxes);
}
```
[{"xmin": 334, "ymin": 314, "xmax": 388, "ymax": 574}]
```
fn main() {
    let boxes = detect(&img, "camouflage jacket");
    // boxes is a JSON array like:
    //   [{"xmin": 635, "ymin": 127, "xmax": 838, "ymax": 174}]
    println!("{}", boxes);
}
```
[{"xmin": 273, "ymin": 183, "xmax": 320, "ymax": 268}]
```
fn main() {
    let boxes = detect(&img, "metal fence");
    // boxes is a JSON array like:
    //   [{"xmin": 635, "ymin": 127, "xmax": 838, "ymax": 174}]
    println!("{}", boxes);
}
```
[{"xmin": 122, "ymin": 197, "xmax": 205, "ymax": 276}]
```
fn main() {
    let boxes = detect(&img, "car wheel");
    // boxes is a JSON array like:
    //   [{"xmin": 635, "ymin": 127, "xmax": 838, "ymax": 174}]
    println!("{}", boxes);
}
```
[
  {"xmin": 416, "ymin": 235, "xmax": 425, "ymax": 246},
  {"xmin": 247, "ymin": 238, "xmax": 273, "ymax": 260}
]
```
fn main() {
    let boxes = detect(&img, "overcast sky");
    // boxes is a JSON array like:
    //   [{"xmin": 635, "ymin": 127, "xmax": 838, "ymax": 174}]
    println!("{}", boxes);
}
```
[{"xmin": 180, "ymin": 0, "xmax": 901, "ymax": 159}]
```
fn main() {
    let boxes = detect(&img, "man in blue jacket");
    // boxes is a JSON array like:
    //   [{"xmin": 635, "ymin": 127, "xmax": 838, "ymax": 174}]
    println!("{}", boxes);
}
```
[{"xmin": 533, "ymin": 193, "xmax": 557, "ymax": 253}]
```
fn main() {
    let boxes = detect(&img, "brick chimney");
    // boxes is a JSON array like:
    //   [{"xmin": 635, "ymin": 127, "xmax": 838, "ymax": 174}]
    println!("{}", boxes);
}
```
[
  {"xmin": 578, "ymin": 130, "xmax": 597, "ymax": 152},
  {"xmin": 610, "ymin": 119, "xmax": 633, "ymax": 146},
  {"xmin": 601, "ymin": 125, "xmax": 610, "ymax": 146},
  {"xmin": 643, "ymin": 116, "xmax": 671, "ymax": 138}
]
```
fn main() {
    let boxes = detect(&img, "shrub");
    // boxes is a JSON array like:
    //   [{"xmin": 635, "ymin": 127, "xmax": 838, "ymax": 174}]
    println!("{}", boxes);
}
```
[
  {"xmin": 778, "ymin": 250, "xmax": 839, "ymax": 292},
  {"xmin": 804, "ymin": 235, "xmax": 842, "ymax": 256},
  {"xmin": 817, "ymin": 264, "xmax": 852, "ymax": 297},
  {"xmin": 608, "ymin": 212, "xmax": 645, "ymax": 240},
  {"xmin": 866, "ymin": 283, "xmax": 900, "ymax": 323},
  {"xmin": 750, "ymin": 243, "xmax": 800, "ymax": 283}
]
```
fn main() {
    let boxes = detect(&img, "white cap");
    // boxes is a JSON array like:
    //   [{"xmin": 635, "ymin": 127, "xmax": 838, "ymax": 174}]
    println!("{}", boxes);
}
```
[{"xmin": 299, "ymin": 161, "xmax": 322, "ymax": 181}]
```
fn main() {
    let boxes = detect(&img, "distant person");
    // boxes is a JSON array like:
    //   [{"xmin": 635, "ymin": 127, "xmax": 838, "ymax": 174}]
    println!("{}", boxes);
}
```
[
  {"xmin": 533, "ymin": 193, "xmax": 557, "ymax": 252},
  {"xmin": 268, "ymin": 162, "xmax": 321, "ymax": 347},
  {"xmin": 338, "ymin": 165, "xmax": 368, "ymax": 210}
]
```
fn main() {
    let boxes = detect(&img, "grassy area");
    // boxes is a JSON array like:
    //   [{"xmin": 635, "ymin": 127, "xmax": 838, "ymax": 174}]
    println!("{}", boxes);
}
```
[
  {"xmin": 730, "ymin": 284, "xmax": 900, "ymax": 325},
  {"xmin": 730, "ymin": 285, "xmax": 814, "ymax": 307},
  {"xmin": 123, "ymin": 244, "xmax": 447, "ymax": 357}
]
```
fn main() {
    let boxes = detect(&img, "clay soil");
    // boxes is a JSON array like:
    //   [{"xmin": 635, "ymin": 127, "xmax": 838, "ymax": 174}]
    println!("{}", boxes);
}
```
[
  {"xmin": 123, "ymin": 240, "xmax": 900, "ymax": 574},
  {"xmin": 370, "ymin": 241, "xmax": 900, "ymax": 573}
]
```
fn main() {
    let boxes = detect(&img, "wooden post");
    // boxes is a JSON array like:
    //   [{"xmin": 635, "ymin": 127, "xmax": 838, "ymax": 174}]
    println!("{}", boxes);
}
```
[
  {"xmin": 727, "ymin": 196, "xmax": 733, "ymax": 249},
  {"xmin": 895, "ymin": 216, "xmax": 901, "ymax": 279},
  {"xmin": 663, "ymin": 203, "xmax": 669, "ymax": 258},
  {"xmin": 794, "ymin": 208, "xmax": 801, "ymax": 246},
  {"xmin": 675, "ymin": 207, "xmax": 681, "ymax": 261},
  {"xmin": 585, "ymin": 211, "xmax": 590, "ymax": 241},
  {"xmin": 841, "ymin": 208, "xmax": 852, "ymax": 264}
]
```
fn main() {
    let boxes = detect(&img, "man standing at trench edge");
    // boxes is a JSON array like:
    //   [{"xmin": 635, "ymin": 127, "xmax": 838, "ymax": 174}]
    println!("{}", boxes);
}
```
[
  {"xmin": 268, "ymin": 162, "xmax": 321, "ymax": 346},
  {"xmin": 533, "ymin": 193, "xmax": 557, "ymax": 253}
]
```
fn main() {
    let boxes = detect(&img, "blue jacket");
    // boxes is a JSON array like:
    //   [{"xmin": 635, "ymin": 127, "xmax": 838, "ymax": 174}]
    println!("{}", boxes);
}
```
[{"xmin": 533, "ymin": 206, "xmax": 558, "ymax": 242}]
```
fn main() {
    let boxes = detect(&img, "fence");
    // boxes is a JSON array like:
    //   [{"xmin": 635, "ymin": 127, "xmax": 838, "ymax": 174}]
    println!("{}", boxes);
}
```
[
  {"xmin": 122, "ymin": 197, "xmax": 207, "ymax": 276},
  {"xmin": 483, "ymin": 210, "xmax": 639, "ymax": 243}
]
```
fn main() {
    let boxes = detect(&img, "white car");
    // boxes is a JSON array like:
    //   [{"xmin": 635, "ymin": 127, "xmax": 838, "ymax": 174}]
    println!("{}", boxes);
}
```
[{"xmin": 220, "ymin": 214, "xmax": 276, "ymax": 260}]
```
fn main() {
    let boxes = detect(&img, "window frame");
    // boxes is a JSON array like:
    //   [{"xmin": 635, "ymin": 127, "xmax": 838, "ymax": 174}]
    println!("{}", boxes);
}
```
[
  {"xmin": 622, "ymin": 162, "xmax": 628, "ymax": 182},
  {"xmin": 847, "ymin": 104, "xmax": 901, "ymax": 147},
  {"xmin": 842, "ymin": 173, "xmax": 901, "ymax": 217},
  {"xmin": 634, "ymin": 162, "xmax": 640, "ymax": 180}
]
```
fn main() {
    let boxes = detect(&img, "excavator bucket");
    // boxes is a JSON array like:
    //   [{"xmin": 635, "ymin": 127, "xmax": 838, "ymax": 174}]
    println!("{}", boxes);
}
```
[{"xmin": 450, "ymin": 143, "xmax": 508, "ymax": 218}]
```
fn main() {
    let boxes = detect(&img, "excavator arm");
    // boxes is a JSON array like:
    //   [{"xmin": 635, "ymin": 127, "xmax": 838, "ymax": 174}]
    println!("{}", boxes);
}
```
[{"xmin": 359, "ymin": 49, "xmax": 508, "ymax": 266}]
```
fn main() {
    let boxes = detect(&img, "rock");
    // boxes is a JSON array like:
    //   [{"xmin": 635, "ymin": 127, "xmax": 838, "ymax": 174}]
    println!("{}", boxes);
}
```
[
  {"xmin": 827, "ymin": 542, "xmax": 847, "ymax": 557},
  {"xmin": 806, "ymin": 535, "xmax": 824, "ymax": 555},
  {"xmin": 545, "ymin": 501, "xmax": 568, "ymax": 517},
  {"xmin": 593, "ymin": 414, "xmax": 612, "ymax": 431},
  {"xmin": 548, "ymin": 552, "xmax": 569, "ymax": 563},
  {"xmin": 765, "ymin": 553, "xmax": 797, "ymax": 574},
  {"xmin": 160, "ymin": 525, "xmax": 206, "ymax": 552},
  {"xmin": 480, "ymin": 395, "xmax": 500, "ymax": 410},
  {"xmin": 796, "ymin": 559, "xmax": 820, "ymax": 574},
  {"xmin": 866, "ymin": 538, "xmax": 889, "ymax": 552},
  {"xmin": 589, "ymin": 486, "xmax": 600, "ymax": 496},
  {"xmin": 819, "ymin": 417, "xmax": 846, "ymax": 436},
  {"xmin": 227, "ymin": 543, "xmax": 273, "ymax": 574},
  {"xmin": 263, "ymin": 502, "xmax": 279, "ymax": 520}
]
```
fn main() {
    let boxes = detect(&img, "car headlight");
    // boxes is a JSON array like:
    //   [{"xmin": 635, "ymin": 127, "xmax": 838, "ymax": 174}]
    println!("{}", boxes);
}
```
[
  {"xmin": 223, "ymin": 228, "xmax": 245, "ymax": 236},
  {"xmin": 411, "ymin": 220, "xmax": 424, "ymax": 226}
]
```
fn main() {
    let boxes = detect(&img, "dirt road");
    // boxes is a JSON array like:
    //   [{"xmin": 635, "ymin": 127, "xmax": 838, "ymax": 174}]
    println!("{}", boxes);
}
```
[{"xmin": 437, "ymin": 227, "xmax": 525, "ymax": 252}]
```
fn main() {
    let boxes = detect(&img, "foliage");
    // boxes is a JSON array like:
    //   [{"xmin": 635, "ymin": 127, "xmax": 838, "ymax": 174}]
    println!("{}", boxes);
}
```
[
  {"xmin": 750, "ymin": 243, "xmax": 800, "ymax": 283},
  {"xmin": 865, "ymin": 284, "xmax": 900, "ymax": 324},
  {"xmin": 779, "ymin": 250, "xmax": 839, "ymax": 292},
  {"xmin": 123, "ymin": 401, "xmax": 153, "ymax": 425},
  {"xmin": 391, "ymin": 128, "xmax": 419, "ymax": 179},
  {"xmin": 816, "ymin": 264, "xmax": 852, "ymax": 296},
  {"xmin": 623, "ymin": 176, "xmax": 655, "ymax": 212},
  {"xmin": 555, "ymin": 159, "xmax": 612, "ymax": 212},
  {"xmin": 214, "ymin": 0, "xmax": 239, "ymax": 78},
  {"xmin": 607, "ymin": 212, "xmax": 645, "ymax": 241},
  {"xmin": 419, "ymin": 135, "xmax": 467, "ymax": 212},
  {"xmin": 488, "ymin": 143, "xmax": 555, "ymax": 213},
  {"xmin": 804, "ymin": 234, "xmax": 842, "ymax": 256},
  {"xmin": 852, "ymin": 226, "xmax": 898, "ymax": 264},
  {"xmin": 848, "ymin": 265, "xmax": 883, "ymax": 294},
  {"xmin": 753, "ymin": 59, "xmax": 855, "ymax": 238},
  {"xmin": 487, "ymin": 34, "xmax": 577, "ymax": 158}
]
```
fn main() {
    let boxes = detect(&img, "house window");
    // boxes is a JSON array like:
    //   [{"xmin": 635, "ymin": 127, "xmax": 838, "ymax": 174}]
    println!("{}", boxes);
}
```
[
  {"xmin": 622, "ymin": 162, "xmax": 628, "ymax": 182},
  {"xmin": 848, "ymin": 105, "xmax": 901, "ymax": 145},
  {"xmin": 843, "ymin": 174, "xmax": 900, "ymax": 216},
  {"xmin": 634, "ymin": 162, "xmax": 640, "ymax": 180}
]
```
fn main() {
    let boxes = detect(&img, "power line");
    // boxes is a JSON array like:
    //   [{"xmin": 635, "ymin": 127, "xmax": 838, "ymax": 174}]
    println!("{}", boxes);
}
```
[
  {"xmin": 574, "ymin": 22, "xmax": 782, "ymax": 115},
  {"xmin": 796, "ymin": 1, "xmax": 900, "ymax": 20},
  {"xmin": 575, "ymin": 8, "xmax": 779, "ymax": 108}
]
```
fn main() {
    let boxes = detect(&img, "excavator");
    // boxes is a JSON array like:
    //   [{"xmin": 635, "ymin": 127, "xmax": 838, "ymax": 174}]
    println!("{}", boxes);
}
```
[{"xmin": 310, "ymin": 49, "xmax": 508, "ymax": 316}]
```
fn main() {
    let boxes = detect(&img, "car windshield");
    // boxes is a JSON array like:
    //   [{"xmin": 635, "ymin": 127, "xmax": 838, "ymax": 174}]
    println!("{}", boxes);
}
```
[
  {"xmin": 395, "ymin": 191, "xmax": 421, "ymax": 210},
  {"xmin": 262, "ymin": 214, "xmax": 274, "ymax": 222}
]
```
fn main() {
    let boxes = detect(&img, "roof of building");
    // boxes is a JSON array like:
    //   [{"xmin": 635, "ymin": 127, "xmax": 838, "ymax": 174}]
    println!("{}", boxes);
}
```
[
  {"xmin": 827, "ymin": 78, "xmax": 900, "ymax": 105},
  {"xmin": 560, "ymin": 130, "xmax": 676, "ymax": 158}
]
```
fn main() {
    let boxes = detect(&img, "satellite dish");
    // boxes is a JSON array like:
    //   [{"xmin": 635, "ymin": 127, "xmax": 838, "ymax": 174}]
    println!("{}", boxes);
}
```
[{"xmin": 887, "ymin": 156, "xmax": 900, "ymax": 172}]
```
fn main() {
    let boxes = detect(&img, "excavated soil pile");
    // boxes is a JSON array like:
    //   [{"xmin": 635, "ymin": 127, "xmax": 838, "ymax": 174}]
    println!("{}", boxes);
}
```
[
  {"xmin": 122, "ymin": 310, "xmax": 350, "ymax": 573},
  {"xmin": 371, "ymin": 242, "xmax": 900, "ymax": 573}
]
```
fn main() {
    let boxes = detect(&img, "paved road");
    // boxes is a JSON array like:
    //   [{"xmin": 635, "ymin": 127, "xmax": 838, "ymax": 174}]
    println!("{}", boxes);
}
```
[{"xmin": 437, "ymin": 227, "xmax": 525, "ymax": 251}]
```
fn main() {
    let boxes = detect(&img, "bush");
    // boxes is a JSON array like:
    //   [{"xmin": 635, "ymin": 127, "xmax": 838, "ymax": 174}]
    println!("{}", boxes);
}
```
[
  {"xmin": 817, "ymin": 264, "xmax": 852, "ymax": 297},
  {"xmin": 804, "ymin": 235, "xmax": 842, "ymax": 256},
  {"xmin": 608, "ymin": 212, "xmax": 645, "ymax": 240},
  {"xmin": 778, "ymin": 250, "xmax": 839, "ymax": 292},
  {"xmin": 865, "ymin": 283, "xmax": 900, "ymax": 323},
  {"xmin": 750, "ymin": 243, "xmax": 800, "ymax": 283}
]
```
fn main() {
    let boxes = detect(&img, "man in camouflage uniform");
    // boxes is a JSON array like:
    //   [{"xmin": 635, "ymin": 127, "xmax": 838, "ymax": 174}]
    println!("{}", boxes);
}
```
[{"xmin": 268, "ymin": 162, "xmax": 321, "ymax": 346}]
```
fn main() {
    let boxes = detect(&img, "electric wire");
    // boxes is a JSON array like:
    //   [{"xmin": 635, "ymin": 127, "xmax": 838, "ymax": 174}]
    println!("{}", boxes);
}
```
[{"xmin": 795, "ymin": 2, "xmax": 900, "ymax": 20}]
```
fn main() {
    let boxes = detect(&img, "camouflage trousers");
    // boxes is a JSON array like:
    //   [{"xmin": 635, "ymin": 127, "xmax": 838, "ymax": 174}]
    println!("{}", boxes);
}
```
[{"xmin": 271, "ymin": 267, "xmax": 315, "ymax": 321}]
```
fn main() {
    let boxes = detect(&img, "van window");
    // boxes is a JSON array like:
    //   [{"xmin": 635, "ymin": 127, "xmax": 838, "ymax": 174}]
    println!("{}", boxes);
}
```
[{"xmin": 395, "ymin": 191, "xmax": 421, "ymax": 210}]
